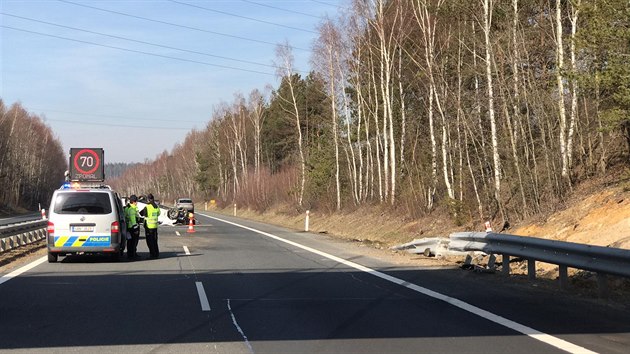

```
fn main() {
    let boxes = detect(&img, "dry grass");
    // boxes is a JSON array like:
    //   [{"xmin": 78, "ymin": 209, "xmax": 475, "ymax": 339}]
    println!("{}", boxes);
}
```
[{"xmin": 212, "ymin": 203, "xmax": 466, "ymax": 250}]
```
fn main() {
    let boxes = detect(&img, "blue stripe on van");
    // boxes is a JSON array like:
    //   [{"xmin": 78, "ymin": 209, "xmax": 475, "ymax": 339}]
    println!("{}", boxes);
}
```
[{"xmin": 63, "ymin": 237, "xmax": 78, "ymax": 247}]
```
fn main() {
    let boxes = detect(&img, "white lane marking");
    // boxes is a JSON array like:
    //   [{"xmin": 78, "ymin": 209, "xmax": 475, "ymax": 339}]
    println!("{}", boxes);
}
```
[
  {"xmin": 227, "ymin": 299, "xmax": 254, "ymax": 354},
  {"xmin": 195, "ymin": 281, "xmax": 211, "ymax": 312},
  {"xmin": 201, "ymin": 214, "xmax": 596, "ymax": 354},
  {"xmin": 183, "ymin": 246, "xmax": 190, "ymax": 255},
  {"xmin": 0, "ymin": 256, "xmax": 47, "ymax": 286},
  {"xmin": 176, "ymin": 231, "xmax": 181, "ymax": 236}
]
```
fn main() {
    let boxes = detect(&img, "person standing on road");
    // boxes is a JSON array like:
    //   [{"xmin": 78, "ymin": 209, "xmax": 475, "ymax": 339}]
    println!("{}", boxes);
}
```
[
  {"xmin": 140, "ymin": 193, "xmax": 161, "ymax": 259},
  {"xmin": 125, "ymin": 195, "xmax": 141, "ymax": 260}
]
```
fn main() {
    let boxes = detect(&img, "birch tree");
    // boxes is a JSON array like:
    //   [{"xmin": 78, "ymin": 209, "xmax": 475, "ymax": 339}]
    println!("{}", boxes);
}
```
[
  {"xmin": 567, "ymin": 0, "xmax": 581, "ymax": 173},
  {"xmin": 483, "ymin": 0, "xmax": 502, "ymax": 214},
  {"xmin": 275, "ymin": 42, "xmax": 306, "ymax": 206},
  {"xmin": 248, "ymin": 88, "xmax": 266, "ymax": 182},
  {"xmin": 412, "ymin": 0, "xmax": 439, "ymax": 209},
  {"xmin": 313, "ymin": 19, "xmax": 342, "ymax": 210},
  {"xmin": 555, "ymin": 0, "xmax": 569, "ymax": 179}
]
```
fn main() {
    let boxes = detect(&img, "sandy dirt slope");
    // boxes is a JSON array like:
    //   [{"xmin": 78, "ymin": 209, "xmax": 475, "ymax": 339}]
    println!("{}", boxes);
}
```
[{"xmin": 514, "ymin": 187, "xmax": 630, "ymax": 250}]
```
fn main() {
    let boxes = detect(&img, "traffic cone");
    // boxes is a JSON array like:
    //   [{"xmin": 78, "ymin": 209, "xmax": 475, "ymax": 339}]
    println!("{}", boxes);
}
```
[{"xmin": 187, "ymin": 213, "xmax": 196, "ymax": 233}]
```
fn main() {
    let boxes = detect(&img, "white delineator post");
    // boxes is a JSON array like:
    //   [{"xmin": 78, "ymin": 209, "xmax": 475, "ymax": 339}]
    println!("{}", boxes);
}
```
[
  {"xmin": 233, "ymin": 203, "xmax": 236, "ymax": 216},
  {"xmin": 485, "ymin": 221, "xmax": 492, "ymax": 232},
  {"xmin": 41, "ymin": 209, "xmax": 46, "ymax": 220},
  {"xmin": 305, "ymin": 210, "xmax": 310, "ymax": 232}
]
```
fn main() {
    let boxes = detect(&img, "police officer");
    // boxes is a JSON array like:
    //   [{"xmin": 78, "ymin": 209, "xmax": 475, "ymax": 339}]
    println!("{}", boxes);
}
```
[
  {"xmin": 140, "ymin": 193, "xmax": 161, "ymax": 259},
  {"xmin": 125, "ymin": 195, "xmax": 141, "ymax": 259}
]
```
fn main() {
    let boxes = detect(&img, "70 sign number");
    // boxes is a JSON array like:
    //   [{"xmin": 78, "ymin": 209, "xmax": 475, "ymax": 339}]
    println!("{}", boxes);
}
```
[{"xmin": 74, "ymin": 149, "xmax": 100, "ymax": 174}]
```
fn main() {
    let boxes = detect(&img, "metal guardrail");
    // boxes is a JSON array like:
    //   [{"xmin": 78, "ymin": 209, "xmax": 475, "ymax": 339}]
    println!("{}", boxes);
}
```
[
  {"xmin": 394, "ymin": 232, "xmax": 630, "ymax": 296},
  {"xmin": 0, "ymin": 220, "xmax": 47, "ymax": 253},
  {"xmin": 450, "ymin": 232, "xmax": 630, "ymax": 279}
]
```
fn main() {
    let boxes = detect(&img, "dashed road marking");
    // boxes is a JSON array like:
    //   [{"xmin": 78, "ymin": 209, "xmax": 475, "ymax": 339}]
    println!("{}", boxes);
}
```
[{"xmin": 195, "ymin": 281, "xmax": 210, "ymax": 312}]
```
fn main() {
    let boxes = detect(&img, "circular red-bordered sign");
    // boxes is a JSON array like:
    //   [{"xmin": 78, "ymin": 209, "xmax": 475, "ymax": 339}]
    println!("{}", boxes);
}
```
[{"xmin": 73, "ymin": 149, "xmax": 100, "ymax": 174}]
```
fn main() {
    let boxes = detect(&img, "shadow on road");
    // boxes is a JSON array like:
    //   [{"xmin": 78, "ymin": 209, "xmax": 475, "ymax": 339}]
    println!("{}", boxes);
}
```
[{"xmin": 1, "ymin": 265, "xmax": 629, "ymax": 352}]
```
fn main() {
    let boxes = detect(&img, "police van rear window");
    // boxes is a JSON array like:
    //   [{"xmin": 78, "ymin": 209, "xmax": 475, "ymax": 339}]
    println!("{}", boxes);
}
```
[{"xmin": 53, "ymin": 193, "xmax": 112, "ymax": 214}]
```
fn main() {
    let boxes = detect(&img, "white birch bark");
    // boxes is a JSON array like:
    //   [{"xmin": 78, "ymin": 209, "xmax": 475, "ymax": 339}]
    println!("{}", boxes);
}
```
[
  {"xmin": 483, "ymin": 0, "xmax": 501, "ymax": 204},
  {"xmin": 555, "ymin": 0, "xmax": 569, "ymax": 178},
  {"xmin": 328, "ymin": 27, "xmax": 342, "ymax": 210},
  {"xmin": 567, "ymin": 0, "xmax": 581, "ymax": 172},
  {"xmin": 248, "ymin": 89, "xmax": 265, "ymax": 180},
  {"xmin": 276, "ymin": 42, "xmax": 305, "ymax": 206},
  {"xmin": 372, "ymin": 0, "xmax": 397, "ymax": 204},
  {"xmin": 412, "ymin": 0, "xmax": 442, "ymax": 209}
]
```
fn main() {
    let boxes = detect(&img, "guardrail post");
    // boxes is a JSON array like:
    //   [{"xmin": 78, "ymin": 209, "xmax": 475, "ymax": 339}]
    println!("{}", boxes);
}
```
[
  {"xmin": 502, "ymin": 254, "xmax": 510, "ymax": 275},
  {"xmin": 597, "ymin": 273, "xmax": 609, "ymax": 298},
  {"xmin": 527, "ymin": 258, "xmax": 536, "ymax": 280},
  {"xmin": 488, "ymin": 254, "xmax": 496, "ymax": 269},
  {"xmin": 558, "ymin": 265, "xmax": 569, "ymax": 289},
  {"xmin": 464, "ymin": 254, "xmax": 473, "ymax": 267}
]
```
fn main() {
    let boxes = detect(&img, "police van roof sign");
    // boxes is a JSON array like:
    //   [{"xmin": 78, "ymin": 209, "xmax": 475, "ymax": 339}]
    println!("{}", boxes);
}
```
[{"xmin": 69, "ymin": 148, "xmax": 105, "ymax": 182}]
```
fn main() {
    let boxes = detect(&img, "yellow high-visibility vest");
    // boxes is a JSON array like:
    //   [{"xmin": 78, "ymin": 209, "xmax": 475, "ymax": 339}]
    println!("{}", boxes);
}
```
[{"xmin": 145, "ymin": 204, "xmax": 160, "ymax": 229}]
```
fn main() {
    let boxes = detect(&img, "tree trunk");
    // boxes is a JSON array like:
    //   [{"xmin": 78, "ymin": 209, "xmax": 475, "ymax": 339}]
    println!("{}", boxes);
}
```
[
  {"xmin": 483, "ymin": 0, "xmax": 502, "ymax": 216},
  {"xmin": 555, "ymin": 0, "xmax": 569, "ymax": 179}
]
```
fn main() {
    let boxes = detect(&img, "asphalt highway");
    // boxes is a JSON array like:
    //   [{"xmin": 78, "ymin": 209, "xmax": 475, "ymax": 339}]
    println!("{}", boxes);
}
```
[{"xmin": 0, "ymin": 212, "xmax": 628, "ymax": 353}]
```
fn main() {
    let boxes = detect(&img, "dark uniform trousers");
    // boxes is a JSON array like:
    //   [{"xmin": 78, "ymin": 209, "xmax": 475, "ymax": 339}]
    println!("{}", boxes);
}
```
[
  {"xmin": 145, "ymin": 227, "xmax": 159, "ymax": 258},
  {"xmin": 127, "ymin": 225, "xmax": 140, "ymax": 258}
]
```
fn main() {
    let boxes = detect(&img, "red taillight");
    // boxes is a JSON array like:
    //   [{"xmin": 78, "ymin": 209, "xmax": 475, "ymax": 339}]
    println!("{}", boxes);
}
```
[
  {"xmin": 111, "ymin": 221, "xmax": 119, "ymax": 234},
  {"xmin": 47, "ymin": 221, "xmax": 55, "ymax": 236}
]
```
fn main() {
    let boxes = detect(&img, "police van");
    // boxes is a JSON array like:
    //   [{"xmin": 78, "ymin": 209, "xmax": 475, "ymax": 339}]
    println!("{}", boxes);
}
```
[
  {"xmin": 46, "ymin": 148, "xmax": 126, "ymax": 262},
  {"xmin": 46, "ymin": 183, "xmax": 127, "ymax": 262}
]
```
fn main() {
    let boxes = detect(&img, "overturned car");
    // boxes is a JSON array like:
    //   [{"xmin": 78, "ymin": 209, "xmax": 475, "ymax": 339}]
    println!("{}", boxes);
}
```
[{"xmin": 167, "ymin": 206, "xmax": 196, "ymax": 225}]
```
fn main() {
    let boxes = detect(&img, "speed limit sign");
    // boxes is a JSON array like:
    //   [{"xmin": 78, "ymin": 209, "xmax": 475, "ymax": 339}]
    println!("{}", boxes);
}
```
[{"xmin": 69, "ymin": 148, "xmax": 105, "ymax": 181}]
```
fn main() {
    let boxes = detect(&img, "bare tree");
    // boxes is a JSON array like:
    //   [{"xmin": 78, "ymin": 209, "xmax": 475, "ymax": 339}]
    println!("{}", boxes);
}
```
[
  {"xmin": 248, "ymin": 88, "xmax": 266, "ymax": 183},
  {"xmin": 313, "ymin": 19, "xmax": 342, "ymax": 210},
  {"xmin": 555, "ymin": 0, "xmax": 569, "ymax": 180},
  {"xmin": 483, "ymin": 0, "xmax": 502, "ymax": 216},
  {"xmin": 567, "ymin": 0, "xmax": 581, "ymax": 174},
  {"xmin": 412, "ymin": 0, "xmax": 442, "ymax": 209},
  {"xmin": 275, "ymin": 41, "xmax": 306, "ymax": 206}
]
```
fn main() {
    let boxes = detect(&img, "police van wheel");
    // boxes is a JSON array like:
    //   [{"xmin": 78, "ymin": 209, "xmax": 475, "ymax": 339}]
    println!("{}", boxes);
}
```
[
  {"xmin": 111, "ymin": 253, "xmax": 121, "ymax": 262},
  {"xmin": 47, "ymin": 252, "xmax": 58, "ymax": 263}
]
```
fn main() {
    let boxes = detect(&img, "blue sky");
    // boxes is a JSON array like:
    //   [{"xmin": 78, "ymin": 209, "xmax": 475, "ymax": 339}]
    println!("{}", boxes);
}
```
[{"xmin": 0, "ymin": 0, "xmax": 344, "ymax": 163}]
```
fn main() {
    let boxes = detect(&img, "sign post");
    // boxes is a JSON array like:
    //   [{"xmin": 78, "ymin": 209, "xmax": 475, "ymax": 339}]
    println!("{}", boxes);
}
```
[{"xmin": 69, "ymin": 148, "xmax": 105, "ymax": 182}]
